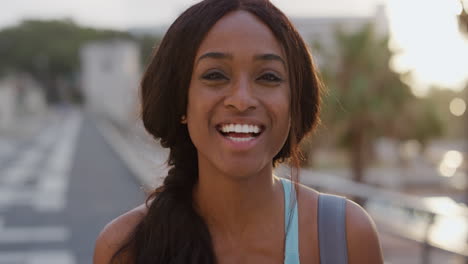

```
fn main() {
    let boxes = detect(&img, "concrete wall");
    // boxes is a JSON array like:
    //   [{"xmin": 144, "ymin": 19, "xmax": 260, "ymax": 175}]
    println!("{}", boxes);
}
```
[{"xmin": 80, "ymin": 40, "xmax": 141, "ymax": 128}]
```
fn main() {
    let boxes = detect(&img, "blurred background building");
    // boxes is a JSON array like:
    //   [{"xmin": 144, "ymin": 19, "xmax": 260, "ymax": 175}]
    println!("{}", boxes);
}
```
[
  {"xmin": 80, "ymin": 40, "xmax": 140, "ymax": 128},
  {"xmin": 0, "ymin": 73, "xmax": 46, "ymax": 130}
]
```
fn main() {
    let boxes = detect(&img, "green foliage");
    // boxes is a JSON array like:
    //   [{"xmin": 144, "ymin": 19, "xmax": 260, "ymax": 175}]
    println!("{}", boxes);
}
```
[
  {"xmin": 320, "ymin": 23, "xmax": 414, "ymax": 148},
  {"xmin": 458, "ymin": 0, "xmax": 468, "ymax": 34},
  {"xmin": 139, "ymin": 35, "xmax": 162, "ymax": 67},
  {"xmin": 0, "ymin": 19, "xmax": 132, "ymax": 79},
  {"xmin": 313, "ymin": 22, "xmax": 445, "ymax": 182},
  {"xmin": 0, "ymin": 19, "xmax": 162, "ymax": 103}
]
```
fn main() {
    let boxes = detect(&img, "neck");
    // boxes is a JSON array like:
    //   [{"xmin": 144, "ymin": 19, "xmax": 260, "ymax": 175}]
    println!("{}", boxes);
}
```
[{"xmin": 193, "ymin": 165, "xmax": 283, "ymax": 239}]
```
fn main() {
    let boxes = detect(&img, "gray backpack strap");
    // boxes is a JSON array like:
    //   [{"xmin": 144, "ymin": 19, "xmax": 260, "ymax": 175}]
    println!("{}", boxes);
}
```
[{"xmin": 318, "ymin": 193, "xmax": 348, "ymax": 264}]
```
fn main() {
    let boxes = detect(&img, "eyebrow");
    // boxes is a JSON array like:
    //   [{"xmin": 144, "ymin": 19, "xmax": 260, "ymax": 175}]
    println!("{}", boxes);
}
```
[
  {"xmin": 196, "ymin": 52, "xmax": 286, "ymax": 67},
  {"xmin": 197, "ymin": 52, "xmax": 233, "ymax": 63},
  {"xmin": 253, "ymin": 53, "xmax": 286, "ymax": 67}
]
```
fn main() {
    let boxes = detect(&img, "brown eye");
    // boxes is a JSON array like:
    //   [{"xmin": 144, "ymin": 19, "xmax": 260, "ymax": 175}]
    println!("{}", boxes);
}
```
[
  {"xmin": 258, "ymin": 73, "xmax": 282, "ymax": 82},
  {"xmin": 202, "ymin": 71, "xmax": 228, "ymax": 81}
]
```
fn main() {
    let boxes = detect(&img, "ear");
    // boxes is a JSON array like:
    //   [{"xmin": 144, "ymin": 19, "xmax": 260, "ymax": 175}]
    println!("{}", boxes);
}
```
[{"xmin": 180, "ymin": 115, "xmax": 187, "ymax": 124}]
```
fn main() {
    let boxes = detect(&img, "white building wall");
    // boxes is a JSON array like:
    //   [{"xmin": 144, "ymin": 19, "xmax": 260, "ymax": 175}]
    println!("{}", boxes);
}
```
[{"xmin": 80, "ymin": 40, "xmax": 141, "ymax": 128}]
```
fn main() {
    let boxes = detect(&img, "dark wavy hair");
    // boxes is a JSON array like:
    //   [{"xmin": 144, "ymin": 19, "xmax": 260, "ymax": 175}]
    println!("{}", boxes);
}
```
[{"xmin": 112, "ymin": 0, "xmax": 322, "ymax": 262}]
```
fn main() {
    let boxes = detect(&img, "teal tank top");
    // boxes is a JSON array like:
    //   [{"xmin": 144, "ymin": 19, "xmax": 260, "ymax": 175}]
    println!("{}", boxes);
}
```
[
  {"xmin": 280, "ymin": 178, "xmax": 348, "ymax": 264},
  {"xmin": 281, "ymin": 178, "xmax": 300, "ymax": 264}
]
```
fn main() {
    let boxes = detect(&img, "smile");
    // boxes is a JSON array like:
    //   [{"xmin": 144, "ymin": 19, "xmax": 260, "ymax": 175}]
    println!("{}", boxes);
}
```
[{"xmin": 216, "ymin": 123, "xmax": 264, "ymax": 143}]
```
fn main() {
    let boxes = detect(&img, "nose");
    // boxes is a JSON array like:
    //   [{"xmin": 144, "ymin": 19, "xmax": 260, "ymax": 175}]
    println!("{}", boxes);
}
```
[{"xmin": 224, "ymin": 77, "xmax": 258, "ymax": 112}]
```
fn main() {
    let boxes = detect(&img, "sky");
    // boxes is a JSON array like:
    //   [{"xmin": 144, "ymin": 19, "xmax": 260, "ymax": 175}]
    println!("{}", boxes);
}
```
[
  {"xmin": 0, "ymin": 0, "xmax": 467, "ymax": 94},
  {"xmin": 0, "ymin": 0, "xmax": 384, "ymax": 30},
  {"xmin": 386, "ymin": 0, "xmax": 468, "ymax": 95}
]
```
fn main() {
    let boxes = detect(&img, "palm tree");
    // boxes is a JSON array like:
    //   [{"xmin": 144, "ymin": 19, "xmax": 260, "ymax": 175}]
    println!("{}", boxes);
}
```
[
  {"xmin": 317, "ymin": 23, "xmax": 413, "ymax": 184},
  {"xmin": 459, "ymin": 0, "xmax": 468, "ymax": 34}
]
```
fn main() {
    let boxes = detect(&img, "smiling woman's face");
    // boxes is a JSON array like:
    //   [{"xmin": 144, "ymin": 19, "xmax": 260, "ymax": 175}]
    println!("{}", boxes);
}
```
[{"xmin": 186, "ymin": 10, "xmax": 291, "ymax": 179}]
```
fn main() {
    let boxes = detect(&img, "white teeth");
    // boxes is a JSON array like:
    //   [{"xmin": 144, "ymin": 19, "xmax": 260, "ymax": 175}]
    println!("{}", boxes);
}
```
[
  {"xmin": 220, "ymin": 123, "xmax": 262, "ymax": 134},
  {"xmin": 241, "ymin": 124, "xmax": 249, "ymax": 133},
  {"xmin": 227, "ymin": 136, "xmax": 255, "ymax": 142}
]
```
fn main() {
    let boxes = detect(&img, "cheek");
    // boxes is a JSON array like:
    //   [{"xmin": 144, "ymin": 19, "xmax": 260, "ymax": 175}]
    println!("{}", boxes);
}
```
[
  {"xmin": 267, "ymin": 89, "xmax": 291, "ymax": 142},
  {"xmin": 186, "ymin": 84, "xmax": 207, "ymax": 122},
  {"xmin": 276, "ymin": 88, "xmax": 292, "ymax": 142},
  {"xmin": 275, "ymin": 89, "xmax": 291, "ymax": 126},
  {"xmin": 277, "ymin": 106, "xmax": 291, "ymax": 140},
  {"xmin": 185, "ymin": 86, "xmax": 219, "ymax": 146},
  {"xmin": 186, "ymin": 86, "xmax": 203, "ymax": 145},
  {"xmin": 186, "ymin": 90, "xmax": 215, "ymax": 122}
]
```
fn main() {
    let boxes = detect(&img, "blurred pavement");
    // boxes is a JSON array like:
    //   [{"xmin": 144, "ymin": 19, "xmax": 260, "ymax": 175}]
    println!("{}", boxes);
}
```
[{"xmin": 0, "ymin": 107, "xmax": 144, "ymax": 264}]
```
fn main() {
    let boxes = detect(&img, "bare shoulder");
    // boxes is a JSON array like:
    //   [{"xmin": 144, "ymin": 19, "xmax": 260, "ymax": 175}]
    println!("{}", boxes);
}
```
[
  {"xmin": 345, "ymin": 200, "xmax": 384, "ymax": 264},
  {"xmin": 294, "ymin": 183, "xmax": 383, "ymax": 263},
  {"xmin": 93, "ymin": 203, "xmax": 148, "ymax": 264},
  {"xmin": 296, "ymin": 182, "xmax": 320, "ymax": 202},
  {"xmin": 292, "ymin": 182, "xmax": 320, "ymax": 218}
]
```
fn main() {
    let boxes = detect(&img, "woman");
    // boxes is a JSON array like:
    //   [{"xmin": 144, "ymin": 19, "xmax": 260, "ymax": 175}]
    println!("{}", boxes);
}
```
[{"xmin": 94, "ymin": 0, "xmax": 383, "ymax": 263}]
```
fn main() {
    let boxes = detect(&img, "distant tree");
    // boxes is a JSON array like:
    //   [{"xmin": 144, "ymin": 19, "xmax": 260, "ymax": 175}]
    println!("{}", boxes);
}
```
[
  {"xmin": 138, "ymin": 35, "xmax": 162, "ymax": 67},
  {"xmin": 0, "ymin": 19, "xmax": 157, "ymax": 104},
  {"xmin": 458, "ymin": 0, "xmax": 468, "ymax": 34},
  {"xmin": 316, "ymin": 23, "xmax": 415, "ymax": 184},
  {"xmin": 390, "ymin": 94, "xmax": 444, "ymax": 153}
]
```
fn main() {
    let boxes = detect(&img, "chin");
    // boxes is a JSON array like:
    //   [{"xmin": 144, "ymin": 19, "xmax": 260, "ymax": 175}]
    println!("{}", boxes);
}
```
[{"xmin": 218, "ymin": 159, "xmax": 271, "ymax": 181}]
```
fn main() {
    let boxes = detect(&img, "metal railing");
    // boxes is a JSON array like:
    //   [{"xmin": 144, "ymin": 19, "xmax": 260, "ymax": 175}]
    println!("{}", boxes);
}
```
[{"xmin": 276, "ymin": 166, "xmax": 468, "ymax": 264}]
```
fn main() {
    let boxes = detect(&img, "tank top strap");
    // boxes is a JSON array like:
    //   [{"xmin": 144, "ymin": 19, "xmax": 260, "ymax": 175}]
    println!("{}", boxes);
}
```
[
  {"xmin": 318, "ymin": 193, "xmax": 348, "ymax": 264},
  {"xmin": 280, "ymin": 178, "xmax": 300, "ymax": 264}
]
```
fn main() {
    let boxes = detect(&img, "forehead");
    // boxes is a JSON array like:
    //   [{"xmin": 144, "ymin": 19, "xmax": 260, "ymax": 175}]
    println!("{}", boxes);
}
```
[{"xmin": 196, "ymin": 10, "xmax": 285, "ymax": 59}]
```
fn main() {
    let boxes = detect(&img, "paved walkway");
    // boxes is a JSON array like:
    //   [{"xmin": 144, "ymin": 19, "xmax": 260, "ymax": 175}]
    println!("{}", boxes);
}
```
[{"xmin": 0, "ymin": 108, "xmax": 144, "ymax": 264}]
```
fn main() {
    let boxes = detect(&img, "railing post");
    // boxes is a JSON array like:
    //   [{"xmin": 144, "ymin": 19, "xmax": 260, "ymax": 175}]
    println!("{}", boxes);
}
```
[{"xmin": 421, "ymin": 213, "xmax": 436, "ymax": 264}]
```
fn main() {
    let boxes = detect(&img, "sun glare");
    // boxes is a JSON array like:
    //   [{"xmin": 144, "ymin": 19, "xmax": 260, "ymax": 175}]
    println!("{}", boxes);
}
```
[
  {"xmin": 449, "ymin": 97, "xmax": 466, "ymax": 116},
  {"xmin": 387, "ymin": 0, "xmax": 468, "ymax": 96},
  {"xmin": 438, "ymin": 150, "xmax": 464, "ymax": 177}
]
